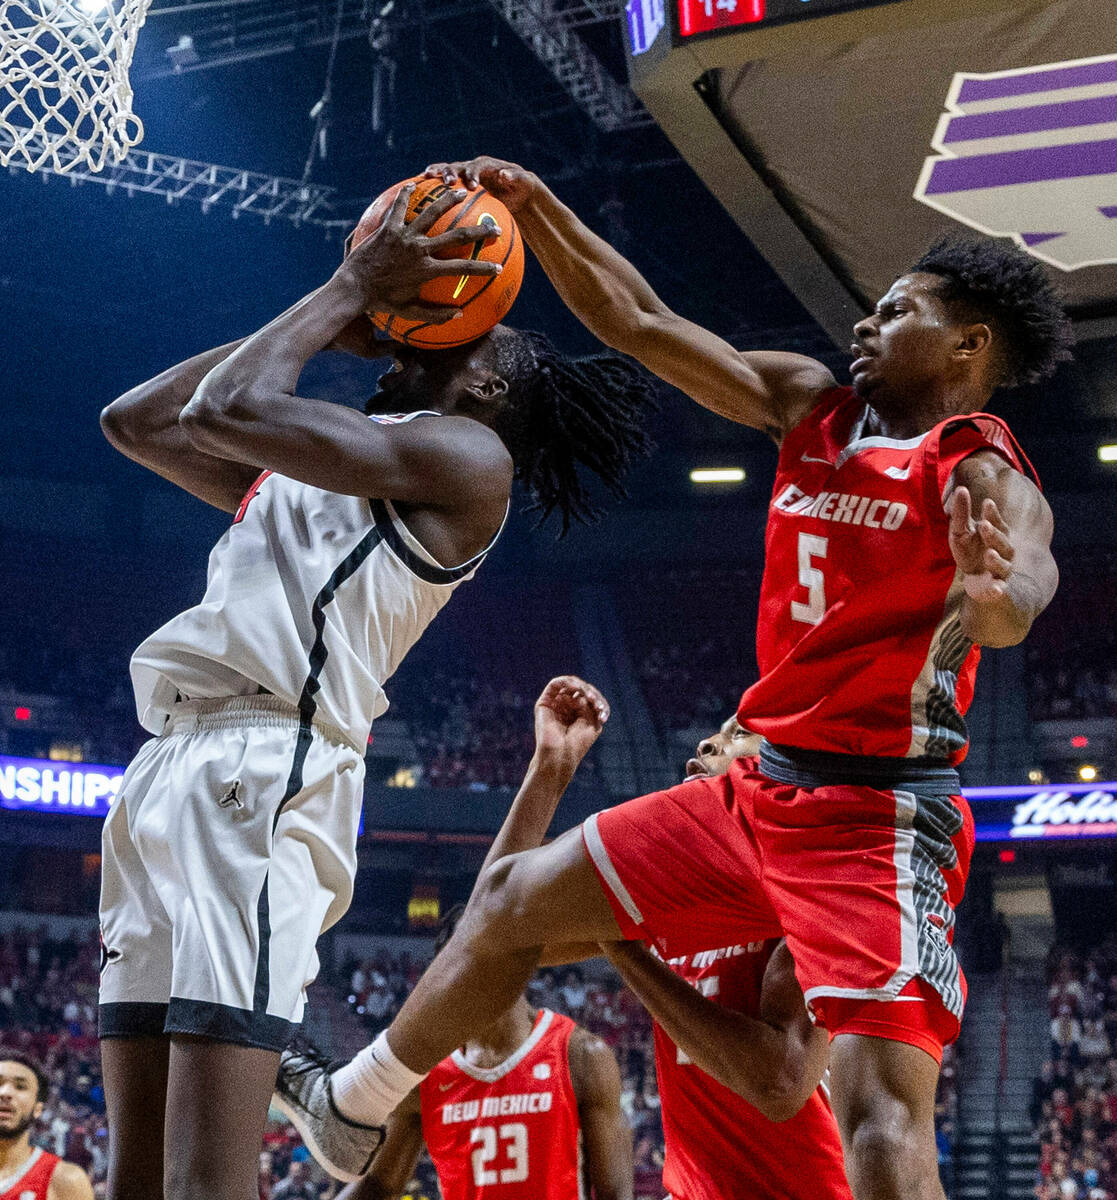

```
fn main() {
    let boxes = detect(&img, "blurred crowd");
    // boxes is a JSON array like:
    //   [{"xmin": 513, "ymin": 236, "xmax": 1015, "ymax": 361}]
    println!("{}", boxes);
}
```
[
  {"xmin": 388, "ymin": 669, "xmax": 543, "ymax": 791},
  {"xmin": 1032, "ymin": 940, "xmax": 1117, "ymax": 1200},
  {"xmin": 1028, "ymin": 549, "xmax": 1117, "ymax": 724},
  {"xmin": 0, "ymin": 927, "xmax": 100, "ymax": 1039},
  {"xmin": 616, "ymin": 566, "xmax": 761, "ymax": 735}
]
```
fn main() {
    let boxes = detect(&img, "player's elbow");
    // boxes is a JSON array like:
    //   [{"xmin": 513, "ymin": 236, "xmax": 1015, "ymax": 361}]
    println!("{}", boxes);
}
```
[
  {"xmin": 100, "ymin": 395, "xmax": 134, "ymax": 450},
  {"xmin": 754, "ymin": 1081, "xmax": 807, "ymax": 1123},
  {"xmin": 731, "ymin": 1059, "xmax": 808, "ymax": 1123},
  {"xmin": 101, "ymin": 388, "xmax": 155, "ymax": 451}
]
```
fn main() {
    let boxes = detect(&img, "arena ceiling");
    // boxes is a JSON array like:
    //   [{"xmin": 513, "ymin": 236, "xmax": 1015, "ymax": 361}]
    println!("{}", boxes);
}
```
[{"xmin": 626, "ymin": 0, "xmax": 1117, "ymax": 343}]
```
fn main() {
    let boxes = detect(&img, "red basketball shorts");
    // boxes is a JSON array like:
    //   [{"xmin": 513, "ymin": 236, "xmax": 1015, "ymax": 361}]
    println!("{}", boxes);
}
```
[{"xmin": 582, "ymin": 756, "xmax": 974, "ymax": 1062}]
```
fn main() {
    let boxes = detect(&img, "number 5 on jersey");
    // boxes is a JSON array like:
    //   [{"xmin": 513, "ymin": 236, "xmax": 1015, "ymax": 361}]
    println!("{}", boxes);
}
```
[
  {"xmin": 471, "ymin": 1122, "xmax": 529, "ymax": 1186},
  {"xmin": 791, "ymin": 533, "xmax": 828, "ymax": 625}
]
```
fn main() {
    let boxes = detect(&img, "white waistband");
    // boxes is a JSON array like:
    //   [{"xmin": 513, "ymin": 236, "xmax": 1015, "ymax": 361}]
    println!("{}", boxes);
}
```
[{"xmin": 164, "ymin": 695, "xmax": 361, "ymax": 755}]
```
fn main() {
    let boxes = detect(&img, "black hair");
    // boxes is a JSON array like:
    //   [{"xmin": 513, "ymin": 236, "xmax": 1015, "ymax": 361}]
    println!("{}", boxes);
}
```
[
  {"xmin": 488, "ymin": 330, "xmax": 657, "ymax": 534},
  {"xmin": 434, "ymin": 903, "xmax": 466, "ymax": 957},
  {"xmin": 0, "ymin": 1050, "xmax": 48, "ymax": 1103},
  {"xmin": 910, "ymin": 236, "xmax": 1074, "ymax": 388}
]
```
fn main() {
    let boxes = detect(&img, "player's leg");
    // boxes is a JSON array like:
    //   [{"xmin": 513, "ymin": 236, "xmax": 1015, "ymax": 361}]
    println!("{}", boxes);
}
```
[
  {"xmin": 157, "ymin": 705, "xmax": 366, "ymax": 1187},
  {"xmin": 98, "ymin": 740, "xmax": 177, "ymax": 1200},
  {"xmin": 383, "ymin": 760, "xmax": 784, "ymax": 1078},
  {"xmin": 387, "ymin": 826, "xmax": 622, "ymax": 1072},
  {"xmin": 162, "ymin": 1037, "xmax": 281, "ymax": 1200},
  {"xmin": 749, "ymin": 768, "xmax": 973, "ymax": 1200},
  {"xmin": 829, "ymin": 1034, "xmax": 945, "ymax": 1200},
  {"xmin": 309, "ymin": 773, "xmax": 781, "ymax": 1138},
  {"xmin": 100, "ymin": 1037, "xmax": 169, "ymax": 1200}
]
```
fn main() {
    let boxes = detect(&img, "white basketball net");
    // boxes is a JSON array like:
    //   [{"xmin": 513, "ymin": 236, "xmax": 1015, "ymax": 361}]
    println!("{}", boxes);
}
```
[{"xmin": 0, "ymin": 0, "xmax": 151, "ymax": 174}]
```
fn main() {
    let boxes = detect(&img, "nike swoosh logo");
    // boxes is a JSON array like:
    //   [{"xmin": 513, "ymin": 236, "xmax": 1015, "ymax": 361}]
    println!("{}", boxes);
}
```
[
  {"xmin": 439, "ymin": 1082, "xmax": 454, "ymax": 1091},
  {"xmin": 453, "ymin": 213, "xmax": 498, "ymax": 301},
  {"xmin": 800, "ymin": 453, "xmax": 832, "ymax": 466}
]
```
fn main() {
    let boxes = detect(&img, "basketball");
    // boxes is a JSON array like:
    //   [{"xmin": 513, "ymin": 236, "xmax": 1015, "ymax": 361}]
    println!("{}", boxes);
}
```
[{"xmin": 348, "ymin": 174, "xmax": 525, "ymax": 349}]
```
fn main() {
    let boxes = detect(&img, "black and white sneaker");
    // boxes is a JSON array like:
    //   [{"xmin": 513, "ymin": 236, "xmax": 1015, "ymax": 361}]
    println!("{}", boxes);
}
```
[{"xmin": 273, "ymin": 1038, "xmax": 385, "ymax": 1182}]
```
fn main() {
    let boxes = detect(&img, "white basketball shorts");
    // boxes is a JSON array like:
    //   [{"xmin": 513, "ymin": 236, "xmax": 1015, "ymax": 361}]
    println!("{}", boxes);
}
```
[{"xmin": 99, "ymin": 695, "xmax": 364, "ymax": 1051}]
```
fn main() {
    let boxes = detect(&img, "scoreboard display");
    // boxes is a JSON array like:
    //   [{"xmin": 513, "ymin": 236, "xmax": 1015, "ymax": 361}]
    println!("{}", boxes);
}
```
[{"xmin": 675, "ymin": 0, "xmax": 907, "ymax": 40}]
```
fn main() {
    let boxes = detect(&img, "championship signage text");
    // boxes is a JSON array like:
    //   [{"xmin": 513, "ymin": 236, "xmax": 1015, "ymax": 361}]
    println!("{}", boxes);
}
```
[{"xmin": 0, "ymin": 755, "xmax": 123, "ymax": 818}]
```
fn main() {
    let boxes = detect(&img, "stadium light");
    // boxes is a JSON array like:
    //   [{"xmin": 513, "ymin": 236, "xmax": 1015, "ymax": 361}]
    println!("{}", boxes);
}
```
[
  {"xmin": 1079, "ymin": 764, "xmax": 1099, "ymax": 782},
  {"xmin": 1098, "ymin": 445, "xmax": 1117, "ymax": 463},
  {"xmin": 1027, "ymin": 768, "xmax": 1045, "ymax": 784},
  {"xmin": 690, "ymin": 467, "xmax": 746, "ymax": 484}
]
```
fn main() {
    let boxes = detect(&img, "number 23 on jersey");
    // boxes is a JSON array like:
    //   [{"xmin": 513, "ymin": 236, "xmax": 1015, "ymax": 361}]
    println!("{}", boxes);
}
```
[{"xmin": 470, "ymin": 1122, "xmax": 529, "ymax": 1186}]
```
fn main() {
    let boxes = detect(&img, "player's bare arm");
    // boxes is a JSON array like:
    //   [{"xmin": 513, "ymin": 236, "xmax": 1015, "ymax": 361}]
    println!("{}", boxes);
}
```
[
  {"xmin": 425, "ymin": 158, "xmax": 834, "ymax": 441},
  {"xmin": 336, "ymin": 1090, "xmax": 424, "ymax": 1200},
  {"xmin": 178, "ymin": 186, "xmax": 511, "ymax": 546},
  {"xmin": 945, "ymin": 450, "xmax": 1058, "ymax": 648},
  {"xmin": 480, "ymin": 676, "xmax": 609, "ymax": 873},
  {"xmin": 568, "ymin": 1027, "xmax": 634, "ymax": 1200},
  {"xmin": 477, "ymin": 675, "xmax": 608, "ymax": 967},
  {"xmin": 100, "ymin": 337, "xmax": 263, "ymax": 513},
  {"xmin": 47, "ymin": 1160, "xmax": 96, "ymax": 1200},
  {"xmin": 601, "ymin": 939, "xmax": 826, "ymax": 1122}
]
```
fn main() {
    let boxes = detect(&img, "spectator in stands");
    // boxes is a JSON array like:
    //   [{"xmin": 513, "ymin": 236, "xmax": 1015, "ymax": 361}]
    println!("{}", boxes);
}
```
[
  {"xmin": 1082, "ymin": 1020, "xmax": 1112, "ymax": 1062},
  {"xmin": 1053, "ymin": 1006, "xmax": 1084, "ymax": 1063},
  {"xmin": 258, "ymin": 1150, "xmax": 276, "ymax": 1200},
  {"xmin": 271, "ymin": 1151, "xmax": 318, "ymax": 1200}
]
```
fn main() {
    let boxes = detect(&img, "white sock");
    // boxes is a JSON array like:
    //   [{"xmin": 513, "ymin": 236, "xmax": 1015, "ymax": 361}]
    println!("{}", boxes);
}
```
[{"xmin": 330, "ymin": 1032, "xmax": 427, "ymax": 1126}]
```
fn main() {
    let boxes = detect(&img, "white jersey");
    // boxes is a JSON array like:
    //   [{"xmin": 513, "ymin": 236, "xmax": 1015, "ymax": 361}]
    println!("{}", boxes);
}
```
[{"xmin": 130, "ymin": 411, "xmax": 502, "ymax": 749}]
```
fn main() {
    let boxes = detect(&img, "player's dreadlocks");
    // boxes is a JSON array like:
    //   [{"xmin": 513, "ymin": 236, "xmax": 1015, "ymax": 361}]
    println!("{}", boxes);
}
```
[
  {"xmin": 910, "ymin": 236, "xmax": 1074, "ymax": 388},
  {"xmin": 488, "ymin": 328, "xmax": 658, "ymax": 535}
]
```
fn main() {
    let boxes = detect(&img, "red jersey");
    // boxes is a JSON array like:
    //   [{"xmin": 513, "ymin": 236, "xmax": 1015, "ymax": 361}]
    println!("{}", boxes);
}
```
[
  {"xmin": 739, "ymin": 388, "xmax": 1037, "ymax": 763},
  {"xmin": 652, "ymin": 941, "xmax": 852, "ymax": 1200},
  {"xmin": 0, "ymin": 1148, "xmax": 62, "ymax": 1200},
  {"xmin": 420, "ymin": 1009, "xmax": 584, "ymax": 1200}
]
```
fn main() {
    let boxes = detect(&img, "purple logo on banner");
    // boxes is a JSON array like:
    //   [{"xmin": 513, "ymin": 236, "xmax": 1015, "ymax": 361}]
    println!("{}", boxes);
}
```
[
  {"xmin": 0, "ymin": 755, "xmax": 123, "ymax": 818},
  {"xmin": 626, "ymin": 0, "xmax": 665, "ymax": 55},
  {"xmin": 915, "ymin": 53, "xmax": 1117, "ymax": 271}
]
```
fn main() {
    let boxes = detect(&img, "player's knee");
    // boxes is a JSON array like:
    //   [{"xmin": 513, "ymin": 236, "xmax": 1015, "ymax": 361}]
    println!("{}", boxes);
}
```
[
  {"xmin": 466, "ymin": 854, "xmax": 537, "ymax": 948},
  {"xmin": 844, "ymin": 1099, "xmax": 935, "ymax": 1199}
]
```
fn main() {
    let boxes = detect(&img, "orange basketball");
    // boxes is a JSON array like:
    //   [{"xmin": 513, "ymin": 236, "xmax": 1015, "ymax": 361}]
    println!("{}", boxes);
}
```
[{"xmin": 347, "ymin": 174, "xmax": 524, "ymax": 349}]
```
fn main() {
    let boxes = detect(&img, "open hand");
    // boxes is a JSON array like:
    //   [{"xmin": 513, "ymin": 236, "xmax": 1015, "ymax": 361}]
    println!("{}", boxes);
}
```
[
  {"xmin": 533, "ymin": 676, "xmax": 610, "ymax": 771},
  {"xmin": 424, "ymin": 157, "xmax": 539, "ymax": 214},
  {"xmin": 949, "ymin": 486, "xmax": 1015, "ymax": 603},
  {"xmin": 334, "ymin": 183, "xmax": 502, "ymax": 323}
]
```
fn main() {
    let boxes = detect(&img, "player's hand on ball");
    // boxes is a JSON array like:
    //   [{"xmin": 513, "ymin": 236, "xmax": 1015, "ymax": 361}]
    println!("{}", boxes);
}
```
[
  {"xmin": 949, "ymin": 486, "xmax": 1015, "ymax": 603},
  {"xmin": 534, "ymin": 676, "xmax": 610, "ymax": 771},
  {"xmin": 424, "ymin": 157, "xmax": 538, "ymax": 214},
  {"xmin": 335, "ymin": 183, "xmax": 502, "ymax": 323}
]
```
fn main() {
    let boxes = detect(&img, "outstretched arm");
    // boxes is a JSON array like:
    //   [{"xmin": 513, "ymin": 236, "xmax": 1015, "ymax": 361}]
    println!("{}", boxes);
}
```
[
  {"xmin": 479, "ymin": 676, "xmax": 609, "ymax": 874},
  {"xmin": 336, "ymin": 1090, "xmax": 425, "ymax": 1200},
  {"xmin": 946, "ymin": 450, "xmax": 1058, "ymax": 648},
  {"xmin": 472, "ymin": 676, "xmax": 609, "ymax": 968},
  {"xmin": 568, "ymin": 1028, "xmax": 634, "ymax": 1200},
  {"xmin": 426, "ymin": 158, "xmax": 835, "ymax": 440},
  {"xmin": 602, "ymin": 940, "xmax": 828, "ymax": 1122}
]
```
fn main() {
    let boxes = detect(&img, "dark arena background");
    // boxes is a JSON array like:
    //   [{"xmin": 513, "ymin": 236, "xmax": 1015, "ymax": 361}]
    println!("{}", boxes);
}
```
[{"xmin": 2, "ymin": 0, "xmax": 1117, "ymax": 1197}]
